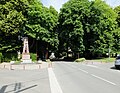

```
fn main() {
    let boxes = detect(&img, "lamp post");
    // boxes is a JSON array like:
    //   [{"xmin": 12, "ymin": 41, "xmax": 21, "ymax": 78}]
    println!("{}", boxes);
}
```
[
  {"xmin": 18, "ymin": 34, "xmax": 23, "ymax": 59},
  {"xmin": 108, "ymin": 47, "xmax": 111, "ymax": 59},
  {"xmin": 36, "ymin": 36, "xmax": 40, "ymax": 61},
  {"xmin": 18, "ymin": 25, "xmax": 25, "ymax": 60}
]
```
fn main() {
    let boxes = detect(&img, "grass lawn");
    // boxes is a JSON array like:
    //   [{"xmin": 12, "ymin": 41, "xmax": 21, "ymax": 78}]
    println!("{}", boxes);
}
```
[{"xmin": 92, "ymin": 58, "xmax": 116, "ymax": 63}]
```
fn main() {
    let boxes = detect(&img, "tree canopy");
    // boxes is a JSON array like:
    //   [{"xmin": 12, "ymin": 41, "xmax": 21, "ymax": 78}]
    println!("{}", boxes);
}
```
[
  {"xmin": 114, "ymin": 5, "xmax": 120, "ymax": 27},
  {"xmin": 58, "ymin": 0, "xmax": 117, "ymax": 58},
  {"xmin": 85, "ymin": 0, "xmax": 117, "ymax": 58},
  {"xmin": 59, "ymin": 0, "xmax": 90, "ymax": 56},
  {"xmin": 0, "ymin": 0, "xmax": 28, "ymax": 52},
  {"xmin": 0, "ymin": 0, "xmax": 59, "ymax": 59},
  {"xmin": 113, "ymin": 5, "xmax": 120, "ymax": 53},
  {"xmin": 0, "ymin": 0, "xmax": 120, "ymax": 60}
]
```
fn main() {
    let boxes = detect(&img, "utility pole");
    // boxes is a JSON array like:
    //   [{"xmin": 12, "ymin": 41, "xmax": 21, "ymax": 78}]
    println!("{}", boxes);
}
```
[{"xmin": 108, "ymin": 46, "xmax": 111, "ymax": 62}]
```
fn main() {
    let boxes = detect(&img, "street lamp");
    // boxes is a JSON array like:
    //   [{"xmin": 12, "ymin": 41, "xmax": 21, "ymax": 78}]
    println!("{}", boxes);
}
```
[
  {"xmin": 108, "ymin": 47, "xmax": 111, "ymax": 59},
  {"xmin": 36, "ymin": 36, "xmax": 40, "ymax": 61},
  {"xmin": 18, "ymin": 35, "xmax": 23, "ymax": 59}
]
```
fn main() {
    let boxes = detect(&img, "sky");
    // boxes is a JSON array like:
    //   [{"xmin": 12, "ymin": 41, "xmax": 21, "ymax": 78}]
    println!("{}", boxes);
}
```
[
  {"xmin": 41, "ymin": 0, "xmax": 120, "ymax": 12},
  {"xmin": 41, "ymin": 0, "xmax": 68, "ymax": 12}
]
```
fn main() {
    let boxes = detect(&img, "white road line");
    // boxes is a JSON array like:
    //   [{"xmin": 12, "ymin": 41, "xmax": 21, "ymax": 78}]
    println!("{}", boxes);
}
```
[
  {"xmin": 70, "ymin": 65, "xmax": 76, "ymax": 68},
  {"xmin": 110, "ymin": 69, "xmax": 120, "ymax": 73},
  {"xmin": 91, "ymin": 74, "xmax": 116, "ymax": 86},
  {"xmin": 48, "ymin": 68, "xmax": 63, "ymax": 93},
  {"xmin": 78, "ymin": 69, "xmax": 89, "ymax": 73},
  {"xmin": 67, "ymin": 64, "xmax": 89, "ymax": 74},
  {"xmin": 86, "ymin": 65, "xmax": 98, "ymax": 68}
]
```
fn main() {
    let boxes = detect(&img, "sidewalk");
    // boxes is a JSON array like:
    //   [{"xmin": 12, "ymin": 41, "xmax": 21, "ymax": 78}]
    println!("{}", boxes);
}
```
[
  {"xmin": 0, "ymin": 62, "xmax": 48, "ymax": 70},
  {"xmin": 0, "ymin": 66, "xmax": 51, "ymax": 93}
]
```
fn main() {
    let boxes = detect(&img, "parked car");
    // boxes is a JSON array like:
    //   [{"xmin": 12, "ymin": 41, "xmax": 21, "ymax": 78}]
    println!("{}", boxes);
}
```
[{"xmin": 115, "ymin": 56, "xmax": 120, "ymax": 69}]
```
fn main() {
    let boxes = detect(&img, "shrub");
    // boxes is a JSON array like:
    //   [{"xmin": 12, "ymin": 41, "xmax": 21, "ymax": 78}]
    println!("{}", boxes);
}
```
[
  {"xmin": 0, "ymin": 53, "xmax": 3, "ymax": 63},
  {"xmin": 75, "ymin": 58, "xmax": 86, "ymax": 62},
  {"xmin": 2, "ymin": 53, "xmax": 18, "ymax": 62},
  {"xmin": 30, "ymin": 53, "xmax": 37, "ymax": 61},
  {"xmin": 1, "ymin": 53, "xmax": 37, "ymax": 62},
  {"xmin": 46, "ymin": 59, "xmax": 51, "ymax": 62}
]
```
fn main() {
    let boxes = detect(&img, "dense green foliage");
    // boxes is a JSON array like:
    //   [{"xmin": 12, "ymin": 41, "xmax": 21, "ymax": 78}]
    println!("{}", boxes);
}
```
[
  {"xmin": 113, "ymin": 6, "xmax": 120, "ymax": 53},
  {"xmin": 2, "ymin": 53, "xmax": 18, "ymax": 62},
  {"xmin": 75, "ymin": 58, "xmax": 86, "ymax": 62},
  {"xmin": 84, "ymin": 0, "xmax": 117, "ymax": 58},
  {"xmin": 58, "ymin": 0, "xmax": 117, "ymax": 58},
  {"xmin": 0, "ymin": 0, "xmax": 59, "ymax": 61},
  {"xmin": 0, "ymin": 0, "xmax": 28, "ymax": 52},
  {"xmin": 114, "ymin": 6, "xmax": 120, "ymax": 27},
  {"xmin": 58, "ymin": 0, "xmax": 90, "ymax": 57},
  {"xmin": 26, "ymin": 1, "xmax": 59, "ymax": 59},
  {"xmin": 0, "ymin": 0, "xmax": 120, "ymax": 61},
  {"xmin": 0, "ymin": 52, "xmax": 3, "ymax": 62},
  {"xmin": 30, "ymin": 53, "xmax": 37, "ymax": 61}
]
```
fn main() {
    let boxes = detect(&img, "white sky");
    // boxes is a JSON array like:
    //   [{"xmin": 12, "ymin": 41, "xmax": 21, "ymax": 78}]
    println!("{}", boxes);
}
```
[
  {"xmin": 41, "ymin": 0, "xmax": 120, "ymax": 12},
  {"xmin": 41, "ymin": 0, "xmax": 68, "ymax": 12}
]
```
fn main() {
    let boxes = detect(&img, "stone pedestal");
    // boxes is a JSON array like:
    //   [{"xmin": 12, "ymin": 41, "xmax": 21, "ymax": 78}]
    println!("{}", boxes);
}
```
[
  {"xmin": 21, "ymin": 53, "xmax": 32, "ymax": 64},
  {"xmin": 21, "ymin": 59, "xmax": 32, "ymax": 64},
  {"xmin": 21, "ymin": 37, "xmax": 32, "ymax": 64},
  {"xmin": 22, "ymin": 53, "xmax": 30, "ymax": 59}
]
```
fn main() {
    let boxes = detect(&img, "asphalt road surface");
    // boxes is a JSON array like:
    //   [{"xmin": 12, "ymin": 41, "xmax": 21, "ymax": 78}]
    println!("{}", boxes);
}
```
[
  {"xmin": 52, "ymin": 62, "xmax": 120, "ymax": 93},
  {"xmin": 0, "ymin": 62, "xmax": 120, "ymax": 93}
]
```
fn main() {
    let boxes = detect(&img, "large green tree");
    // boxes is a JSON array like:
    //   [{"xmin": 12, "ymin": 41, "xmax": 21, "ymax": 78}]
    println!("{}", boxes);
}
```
[
  {"xmin": 58, "ymin": 0, "xmax": 90, "ymax": 58},
  {"xmin": 26, "ymin": 0, "xmax": 59, "ymax": 59},
  {"xmin": 0, "ymin": 0, "xmax": 59, "ymax": 60},
  {"xmin": 0, "ymin": 0, "xmax": 28, "ymax": 52},
  {"xmin": 84, "ymin": 0, "xmax": 117, "ymax": 58},
  {"xmin": 112, "ymin": 28, "xmax": 120, "ymax": 53},
  {"xmin": 113, "ymin": 6, "xmax": 120, "ymax": 53},
  {"xmin": 58, "ymin": 0, "xmax": 117, "ymax": 58},
  {"xmin": 114, "ymin": 5, "xmax": 120, "ymax": 27}
]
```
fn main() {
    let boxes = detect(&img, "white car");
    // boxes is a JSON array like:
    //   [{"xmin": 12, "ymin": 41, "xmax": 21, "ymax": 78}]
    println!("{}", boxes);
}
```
[{"xmin": 115, "ymin": 56, "xmax": 120, "ymax": 69}]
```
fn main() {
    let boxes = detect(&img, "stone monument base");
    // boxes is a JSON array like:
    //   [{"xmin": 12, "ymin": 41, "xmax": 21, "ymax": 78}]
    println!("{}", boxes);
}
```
[
  {"xmin": 22, "ymin": 53, "xmax": 30, "ymax": 59},
  {"xmin": 21, "ymin": 59, "xmax": 32, "ymax": 64}
]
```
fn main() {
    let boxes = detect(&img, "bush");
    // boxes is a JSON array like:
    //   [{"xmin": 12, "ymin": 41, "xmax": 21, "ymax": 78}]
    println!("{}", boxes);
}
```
[
  {"xmin": 1, "ymin": 52, "xmax": 37, "ymax": 62},
  {"xmin": 46, "ymin": 59, "xmax": 51, "ymax": 62},
  {"xmin": 2, "ymin": 53, "xmax": 18, "ymax": 62},
  {"xmin": 30, "ymin": 53, "xmax": 37, "ymax": 61},
  {"xmin": 75, "ymin": 58, "xmax": 86, "ymax": 62},
  {"xmin": 0, "ymin": 53, "xmax": 3, "ymax": 63}
]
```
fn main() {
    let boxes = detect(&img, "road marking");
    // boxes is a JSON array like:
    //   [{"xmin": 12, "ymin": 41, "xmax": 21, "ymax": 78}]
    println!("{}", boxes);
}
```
[
  {"xmin": 66, "ymin": 64, "xmax": 89, "ymax": 74},
  {"xmin": 78, "ymin": 69, "xmax": 89, "ymax": 73},
  {"xmin": 70, "ymin": 65, "xmax": 77, "ymax": 68},
  {"xmin": 86, "ymin": 65, "xmax": 98, "ymax": 68},
  {"xmin": 48, "ymin": 68, "xmax": 63, "ymax": 93},
  {"xmin": 91, "ymin": 74, "xmax": 116, "ymax": 86},
  {"xmin": 110, "ymin": 69, "xmax": 120, "ymax": 73}
]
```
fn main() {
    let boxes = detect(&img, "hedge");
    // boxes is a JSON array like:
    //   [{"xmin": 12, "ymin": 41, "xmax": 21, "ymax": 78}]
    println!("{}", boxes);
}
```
[
  {"xmin": 75, "ymin": 58, "xmax": 86, "ymax": 62},
  {"xmin": 0, "ymin": 53, "xmax": 3, "ymax": 63}
]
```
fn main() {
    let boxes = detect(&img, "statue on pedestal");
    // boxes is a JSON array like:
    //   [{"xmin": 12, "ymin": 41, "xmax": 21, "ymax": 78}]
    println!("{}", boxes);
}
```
[{"xmin": 21, "ymin": 37, "xmax": 32, "ymax": 63}]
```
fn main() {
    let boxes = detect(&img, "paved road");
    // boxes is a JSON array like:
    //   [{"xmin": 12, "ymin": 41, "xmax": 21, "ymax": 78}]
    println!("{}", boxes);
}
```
[
  {"xmin": 0, "ymin": 62, "xmax": 120, "ymax": 93},
  {"xmin": 0, "ymin": 69, "xmax": 51, "ymax": 93},
  {"xmin": 53, "ymin": 62, "xmax": 120, "ymax": 93}
]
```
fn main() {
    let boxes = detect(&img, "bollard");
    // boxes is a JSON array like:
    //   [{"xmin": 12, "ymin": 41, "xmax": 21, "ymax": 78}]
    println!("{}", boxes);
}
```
[
  {"xmin": 4, "ymin": 65, "xmax": 5, "ymax": 68},
  {"xmin": 92, "ymin": 62, "xmax": 93, "ymax": 64},
  {"xmin": 51, "ymin": 62, "xmax": 52, "ymax": 67},
  {"xmin": 48, "ymin": 63, "xmax": 50, "ymax": 68},
  {"xmin": 10, "ymin": 65, "xmax": 12, "ymax": 70},
  {"xmin": 49, "ymin": 62, "xmax": 52, "ymax": 68},
  {"xmin": 48, "ymin": 63, "xmax": 51, "ymax": 68},
  {"xmin": 23, "ymin": 65, "xmax": 25, "ymax": 70},
  {"xmin": 39, "ymin": 65, "xmax": 41, "ymax": 69}
]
